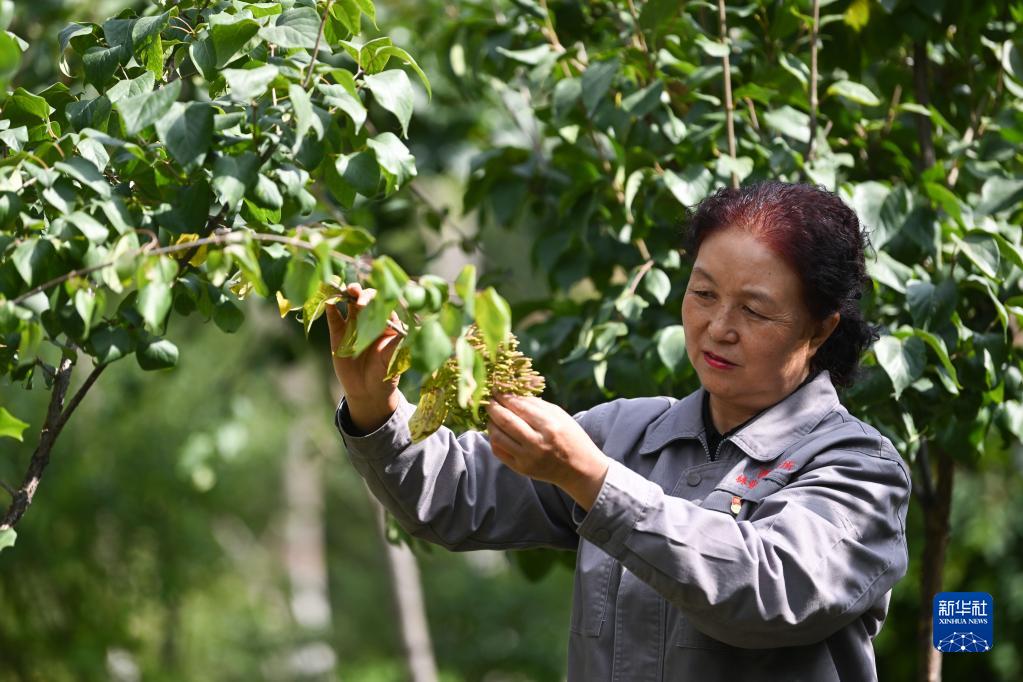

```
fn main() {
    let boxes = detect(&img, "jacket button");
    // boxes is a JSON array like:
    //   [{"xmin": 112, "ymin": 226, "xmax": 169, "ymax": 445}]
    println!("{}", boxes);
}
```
[
  {"xmin": 593, "ymin": 528, "xmax": 611, "ymax": 543},
  {"xmin": 687, "ymin": 471, "xmax": 702, "ymax": 486}
]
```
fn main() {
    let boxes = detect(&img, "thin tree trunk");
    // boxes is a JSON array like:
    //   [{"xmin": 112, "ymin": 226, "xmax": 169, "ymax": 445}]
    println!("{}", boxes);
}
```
[
  {"xmin": 916, "ymin": 445, "xmax": 954, "ymax": 682},
  {"xmin": 279, "ymin": 362, "xmax": 339, "ymax": 679},
  {"xmin": 717, "ymin": 0, "xmax": 738, "ymax": 189},
  {"xmin": 368, "ymin": 493, "xmax": 439, "ymax": 682},
  {"xmin": 912, "ymin": 41, "xmax": 936, "ymax": 170}
]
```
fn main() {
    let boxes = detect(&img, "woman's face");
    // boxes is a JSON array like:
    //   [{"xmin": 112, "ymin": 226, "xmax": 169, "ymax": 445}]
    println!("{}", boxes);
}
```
[{"xmin": 681, "ymin": 226, "xmax": 838, "ymax": 423}]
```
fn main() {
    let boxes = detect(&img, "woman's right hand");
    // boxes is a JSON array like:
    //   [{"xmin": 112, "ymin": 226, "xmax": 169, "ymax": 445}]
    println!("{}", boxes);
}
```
[{"xmin": 325, "ymin": 282, "xmax": 403, "ymax": 432}]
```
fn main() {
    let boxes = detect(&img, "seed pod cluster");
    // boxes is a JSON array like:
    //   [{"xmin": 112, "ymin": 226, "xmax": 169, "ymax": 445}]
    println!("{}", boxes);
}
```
[{"xmin": 409, "ymin": 325, "xmax": 545, "ymax": 442}]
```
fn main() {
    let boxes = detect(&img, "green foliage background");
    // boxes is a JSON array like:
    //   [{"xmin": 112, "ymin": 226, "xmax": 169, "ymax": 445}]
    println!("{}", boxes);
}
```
[{"xmin": 1, "ymin": 0, "xmax": 1022, "ymax": 680}]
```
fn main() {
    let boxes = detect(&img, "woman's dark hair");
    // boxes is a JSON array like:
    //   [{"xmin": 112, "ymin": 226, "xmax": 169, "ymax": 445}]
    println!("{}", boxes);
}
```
[{"xmin": 682, "ymin": 181, "xmax": 878, "ymax": 387}]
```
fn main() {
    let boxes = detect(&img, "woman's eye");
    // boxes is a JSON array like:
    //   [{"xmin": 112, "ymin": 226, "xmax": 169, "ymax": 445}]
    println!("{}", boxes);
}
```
[
  {"xmin": 692, "ymin": 290, "xmax": 713, "ymax": 299},
  {"xmin": 744, "ymin": 306, "xmax": 767, "ymax": 319}
]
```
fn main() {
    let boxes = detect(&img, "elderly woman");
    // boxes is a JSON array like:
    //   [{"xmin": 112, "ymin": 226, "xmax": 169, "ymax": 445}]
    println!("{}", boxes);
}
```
[{"xmin": 326, "ymin": 181, "xmax": 911, "ymax": 681}]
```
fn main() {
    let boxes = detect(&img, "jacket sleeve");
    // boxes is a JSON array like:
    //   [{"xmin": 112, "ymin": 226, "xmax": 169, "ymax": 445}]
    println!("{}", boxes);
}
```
[
  {"xmin": 335, "ymin": 392, "xmax": 585, "ymax": 552},
  {"xmin": 572, "ymin": 444, "xmax": 911, "ymax": 648}
]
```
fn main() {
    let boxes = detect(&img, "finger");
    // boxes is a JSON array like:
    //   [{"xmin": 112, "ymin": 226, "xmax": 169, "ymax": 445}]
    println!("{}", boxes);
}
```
[
  {"xmin": 487, "ymin": 423, "xmax": 522, "ymax": 467},
  {"xmin": 486, "ymin": 400, "xmax": 535, "ymax": 447},
  {"xmin": 325, "ymin": 301, "xmax": 345, "ymax": 345},
  {"xmin": 494, "ymin": 394, "xmax": 552, "ymax": 429}
]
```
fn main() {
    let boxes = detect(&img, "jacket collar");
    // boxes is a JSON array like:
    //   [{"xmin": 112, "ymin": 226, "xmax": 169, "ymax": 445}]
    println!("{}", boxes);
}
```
[{"xmin": 638, "ymin": 370, "xmax": 839, "ymax": 461}]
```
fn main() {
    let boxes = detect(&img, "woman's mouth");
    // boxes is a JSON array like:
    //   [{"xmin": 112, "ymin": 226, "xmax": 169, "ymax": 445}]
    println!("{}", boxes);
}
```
[{"xmin": 703, "ymin": 351, "xmax": 737, "ymax": 369}]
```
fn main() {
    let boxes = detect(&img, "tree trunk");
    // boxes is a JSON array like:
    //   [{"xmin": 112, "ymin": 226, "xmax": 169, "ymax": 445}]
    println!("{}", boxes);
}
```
[
  {"xmin": 279, "ymin": 361, "xmax": 339, "ymax": 679},
  {"xmin": 916, "ymin": 445, "xmax": 954, "ymax": 682},
  {"xmin": 912, "ymin": 41, "xmax": 937, "ymax": 170},
  {"xmin": 368, "ymin": 492, "xmax": 439, "ymax": 682}
]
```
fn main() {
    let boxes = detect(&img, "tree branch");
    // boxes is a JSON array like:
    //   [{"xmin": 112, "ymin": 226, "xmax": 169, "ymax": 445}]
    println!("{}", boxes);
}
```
[
  {"xmin": 806, "ymin": 0, "xmax": 820, "ymax": 163},
  {"xmin": 717, "ymin": 0, "xmax": 738, "ymax": 189},
  {"xmin": 304, "ymin": 0, "xmax": 335, "ymax": 89},
  {"xmin": 12, "ymin": 230, "xmax": 359, "ymax": 306},
  {"xmin": 915, "ymin": 438, "xmax": 935, "ymax": 509},
  {"xmin": 55, "ymin": 361, "xmax": 107, "ymax": 433},
  {"xmin": 0, "ymin": 353, "xmax": 75, "ymax": 531}
]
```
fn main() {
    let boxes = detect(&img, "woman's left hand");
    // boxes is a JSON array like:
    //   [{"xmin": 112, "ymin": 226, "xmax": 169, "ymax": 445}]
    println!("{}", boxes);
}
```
[{"xmin": 486, "ymin": 394, "xmax": 612, "ymax": 511}]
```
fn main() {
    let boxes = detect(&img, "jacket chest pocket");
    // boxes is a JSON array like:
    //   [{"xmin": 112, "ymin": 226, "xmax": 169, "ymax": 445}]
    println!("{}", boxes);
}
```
[
  {"xmin": 569, "ymin": 540, "xmax": 616, "ymax": 637},
  {"xmin": 699, "ymin": 477, "xmax": 784, "ymax": 521}
]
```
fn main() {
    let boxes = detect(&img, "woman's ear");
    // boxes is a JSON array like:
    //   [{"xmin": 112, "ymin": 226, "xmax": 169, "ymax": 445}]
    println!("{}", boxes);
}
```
[{"xmin": 809, "ymin": 312, "xmax": 841, "ymax": 354}]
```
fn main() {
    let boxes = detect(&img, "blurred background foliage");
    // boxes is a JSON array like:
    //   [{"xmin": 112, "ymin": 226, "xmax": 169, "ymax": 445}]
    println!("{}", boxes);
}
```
[{"xmin": 2, "ymin": 0, "xmax": 1023, "ymax": 680}]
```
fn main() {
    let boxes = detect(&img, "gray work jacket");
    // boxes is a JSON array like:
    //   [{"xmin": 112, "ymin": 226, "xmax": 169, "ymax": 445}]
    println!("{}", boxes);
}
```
[{"xmin": 335, "ymin": 370, "xmax": 911, "ymax": 681}]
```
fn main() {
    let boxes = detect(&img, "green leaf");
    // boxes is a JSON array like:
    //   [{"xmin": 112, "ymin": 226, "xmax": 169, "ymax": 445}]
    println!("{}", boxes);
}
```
[
  {"xmin": 82, "ymin": 45, "xmax": 125, "ymax": 90},
  {"xmin": 615, "ymin": 293, "xmax": 648, "ymax": 322},
  {"xmin": 67, "ymin": 95, "xmax": 112, "ymax": 132},
  {"xmin": 849, "ymin": 181, "xmax": 889, "ymax": 244},
  {"xmin": 318, "ymin": 84, "xmax": 367, "ymax": 132},
  {"xmin": 663, "ymin": 166, "xmax": 712, "ymax": 208},
  {"xmin": 11, "ymin": 238, "xmax": 57, "ymax": 287},
  {"xmin": 55, "ymin": 157, "xmax": 110, "ymax": 198},
  {"xmin": 912, "ymin": 328, "xmax": 961, "ymax": 391},
  {"xmin": 136, "ymin": 337, "xmax": 179, "ymax": 370},
  {"xmin": 621, "ymin": 81, "xmax": 663, "ymax": 117},
  {"xmin": 655, "ymin": 325, "xmax": 688, "ymax": 374},
  {"xmin": 189, "ymin": 38, "xmax": 217, "ymax": 80},
  {"xmin": 330, "ymin": 225, "xmax": 375, "ymax": 256},
  {"xmin": 213, "ymin": 299, "xmax": 244, "ymax": 333},
  {"xmin": 106, "ymin": 71, "xmax": 155, "ymax": 104},
  {"xmin": 366, "ymin": 133, "xmax": 416, "ymax": 191},
  {"xmin": 763, "ymin": 106, "xmax": 810, "ymax": 142},
  {"xmin": 289, "ymin": 83, "xmax": 323, "ymax": 150},
  {"xmin": 410, "ymin": 318, "xmax": 453, "ymax": 375},
  {"xmin": 335, "ymin": 152, "xmax": 380, "ymax": 195},
  {"xmin": 642, "ymin": 267, "xmax": 671, "ymax": 304},
  {"xmin": 155, "ymin": 102, "xmax": 214, "ymax": 168},
  {"xmin": 581, "ymin": 59, "xmax": 618, "ymax": 116},
  {"xmin": 874, "ymin": 335, "xmax": 926, "ymax": 399},
  {"xmin": 0, "ymin": 528, "xmax": 16, "ymax": 553},
  {"xmin": 779, "ymin": 53, "xmax": 809, "ymax": 88},
  {"xmin": 138, "ymin": 281, "xmax": 172, "ymax": 334},
  {"xmin": 130, "ymin": 12, "xmax": 169, "ymax": 49},
  {"xmin": 363, "ymin": 70, "xmax": 415, "ymax": 138},
  {"xmin": 957, "ymin": 232, "xmax": 1000, "ymax": 278},
  {"xmin": 66, "ymin": 211, "xmax": 110, "ymax": 243},
  {"xmin": 259, "ymin": 7, "xmax": 320, "ymax": 49},
  {"xmin": 253, "ymin": 174, "xmax": 283, "ymax": 209},
  {"xmin": 374, "ymin": 46, "xmax": 431, "ymax": 97},
  {"xmin": 116, "ymin": 80, "xmax": 181, "ymax": 136},
  {"xmin": 212, "ymin": 152, "xmax": 259, "ymax": 209},
  {"xmin": 975, "ymin": 177, "xmax": 1023, "ymax": 215},
  {"xmin": 0, "ymin": 406, "xmax": 29, "ymax": 441},
  {"xmin": 369, "ymin": 255, "xmax": 409, "ymax": 300},
  {"xmin": 9, "ymin": 87, "xmax": 51, "ymax": 121},
  {"xmin": 301, "ymin": 281, "xmax": 343, "ymax": 337},
  {"xmin": 877, "ymin": 184, "xmax": 911, "ymax": 248},
  {"xmin": 283, "ymin": 258, "xmax": 319, "ymax": 306},
  {"xmin": 454, "ymin": 265, "xmax": 476, "ymax": 317},
  {"xmin": 223, "ymin": 64, "xmax": 279, "ymax": 101},
  {"xmin": 475, "ymin": 287, "xmax": 511, "ymax": 360},
  {"xmin": 496, "ymin": 44, "xmax": 552, "ymax": 65},
  {"xmin": 209, "ymin": 17, "xmax": 260, "ymax": 68},
  {"xmin": 826, "ymin": 79, "xmax": 881, "ymax": 106},
  {"xmin": 352, "ymin": 294, "xmax": 398, "ymax": 356},
  {"xmin": 695, "ymin": 35, "xmax": 729, "ymax": 58},
  {"xmin": 715, "ymin": 155, "xmax": 754, "ymax": 183},
  {"xmin": 905, "ymin": 279, "xmax": 957, "ymax": 329},
  {"xmin": 88, "ymin": 325, "xmax": 132, "ymax": 364},
  {"xmin": 0, "ymin": 31, "xmax": 19, "ymax": 86}
]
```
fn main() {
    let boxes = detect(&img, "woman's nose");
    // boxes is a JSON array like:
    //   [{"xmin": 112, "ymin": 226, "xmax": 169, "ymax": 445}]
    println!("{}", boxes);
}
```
[{"xmin": 707, "ymin": 310, "xmax": 738, "ymax": 343}]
